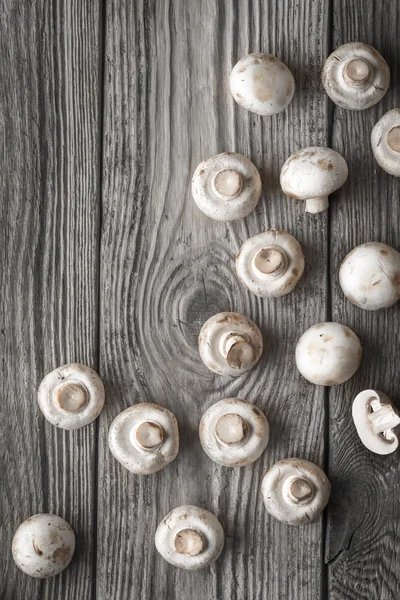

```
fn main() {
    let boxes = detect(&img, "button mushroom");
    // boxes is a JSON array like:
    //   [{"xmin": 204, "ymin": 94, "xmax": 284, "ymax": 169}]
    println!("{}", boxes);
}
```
[
  {"xmin": 261, "ymin": 458, "xmax": 330, "ymax": 525},
  {"xmin": 12, "ymin": 514, "xmax": 75, "ymax": 578},
  {"xmin": 108, "ymin": 403, "xmax": 179, "ymax": 475},
  {"xmin": 191, "ymin": 152, "xmax": 262, "ymax": 221},
  {"xmin": 199, "ymin": 398, "xmax": 269, "ymax": 467},
  {"xmin": 280, "ymin": 147, "xmax": 348, "ymax": 214},
  {"xmin": 198, "ymin": 312, "xmax": 263, "ymax": 376},
  {"xmin": 38, "ymin": 363, "xmax": 105, "ymax": 430},
  {"xmin": 352, "ymin": 390, "xmax": 400, "ymax": 455},
  {"xmin": 339, "ymin": 242, "xmax": 400, "ymax": 311},
  {"xmin": 371, "ymin": 109, "xmax": 400, "ymax": 176},
  {"xmin": 229, "ymin": 53, "xmax": 295, "ymax": 116},
  {"xmin": 322, "ymin": 42, "xmax": 390, "ymax": 110},
  {"xmin": 155, "ymin": 505, "xmax": 224, "ymax": 570},
  {"xmin": 236, "ymin": 229, "xmax": 305, "ymax": 298},
  {"xmin": 296, "ymin": 322, "xmax": 362, "ymax": 386}
]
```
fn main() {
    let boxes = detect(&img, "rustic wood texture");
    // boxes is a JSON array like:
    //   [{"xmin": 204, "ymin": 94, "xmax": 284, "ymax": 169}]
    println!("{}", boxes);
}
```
[
  {"xmin": 97, "ymin": 1, "xmax": 329, "ymax": 599},
  {"xmin": 0, "ymin": 1, "xmax": 101, "ymax": 599},
  {"xmin": 326, "ymin": 2, "xmax": 400, "ymax": 600}
]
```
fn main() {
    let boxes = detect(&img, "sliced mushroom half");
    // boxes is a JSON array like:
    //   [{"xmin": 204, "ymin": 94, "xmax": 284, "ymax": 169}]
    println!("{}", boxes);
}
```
[
  {"xmin": 261, "ymin": 458, "xmax": 331, "ymax": 525},
  {"xmin": 371, "ymin": 109, "xmax": 400, "ymax": 177},
  {"xmin": 352, "ymin": 390, "xmax": 400, "ymax": 455},
  {"xmin": 108, "ymin": 403, "xmax": 179, "ymax": 475},
  {"xmin": 199, "ymin": 312, "xmax": 263, "ymax": 376},
  {"xmin": 155, "ymin": 505, "xmax": 224, "ymax": 570}
]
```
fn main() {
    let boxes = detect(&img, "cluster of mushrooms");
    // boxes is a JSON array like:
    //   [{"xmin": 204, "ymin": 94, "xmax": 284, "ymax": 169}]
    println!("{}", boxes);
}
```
[{"xmin": 12, "ymin": 42, "xmax": 400, "ymax": 577}]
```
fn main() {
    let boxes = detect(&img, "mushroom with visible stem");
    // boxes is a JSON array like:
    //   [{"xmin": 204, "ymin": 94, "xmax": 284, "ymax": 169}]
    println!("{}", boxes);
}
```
[
  {"xmin": 280, "ymin": 147, "xmax": 348, "ymax": 214},
  {"xmin": 199, "ymin": 398, "xmax": 269, "ymax": 467},
  {"xmin": 230, "ymin": 53, "xmax": 295, "ymax": 116},
  {"xmin": 322, "ymin": 42, "xmax": 390, "ymax": 110},
  {"xmin": 352, "ymin": 390, "xmax": 400, "ymax": 455},
  {"xmin": 198, "ymin": 312, "xmax": 263, "ymax": 376},
  {"xmin": 295, "ymin": 322, "xmax": 362, "ymax": 386},
  {"xmin": 155, "ymin": 505, "xmax": 224, "ymax": 570},
  {"xmin": 339, "ymin": 242, "xmax": 400, "ymax": 310},
  {"xmin": 236, "ymin": 229, "xmax": 305, "ymax": 298},
  {"xmin": 12, "ymin": 514, "xmax": 75, "ymax": 578},
  {"xmin": 192, "ymin": 152, "xmax": 262, "ymax": 221},
  {"xmin": 108, "ymin": 402, "xmax": 179, "ymax": 475},
  {"xmin": 371, "ymin": 109, "xmax": 400, "ymax": 177},
  {"xmin": 261, "ymin": 458, "xmax": 331, "ymax": 525},
  {"xmin": 38, "ymin": 363, "xmax": 105, "ymax": 430}
]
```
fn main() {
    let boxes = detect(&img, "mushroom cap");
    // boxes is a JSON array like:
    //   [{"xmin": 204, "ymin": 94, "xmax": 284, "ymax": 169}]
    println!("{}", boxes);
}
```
[
  {"xmin": 229, "ymin": 53, "xmax": 295, "ymax": 116},
  {"xmin": 261, "ymin": 458, "xmax": 331, "ymax": 525},
  {"xmin": 199, "ymin": 398, "xmax": 269, "ymax": 467},
  {"xmin": 280, "ymin": 147, "xmax": 348, "ymax": 203},
  {"xmin": 155, "ymin": 505, "xmax": 224, "ymax": 570},
  {"xmin": 322, "ymin": 42, "xmax": 390, "ymax": 110},
  {"xmin": 236, "ymin": 229, "xmax": 305, "ymax": 298},
  {"xmin": 295, "ymin": 322, "xmax": 362, "ymax": 386},
  {"xmin": 371, "ymin": 109, "xmax": 400, "ymax": 176},
  {"xmin": 191, "ymin": 152, "xmax": 261, "ymax": 221},
  {"xmin": 352, "ymin": 389, "xmax": 400, "ymax": 455},
  {"xmin": 198, "ymin": 312, "xmax": 263, "ymax": 376},
  {"xmin": 340, "ymin": 242, "xmax": 400, "ymax": 310},
  {"xmin": 108, "ymin": 403, "xmax": 179, "ymax": 475},
  {"xmin": 12, "ymin": 514, "xmax": 75, "ymax": 578},
  {"xmin": 38, "ymin": 363, "xmax": 105, "ymax": 430}
]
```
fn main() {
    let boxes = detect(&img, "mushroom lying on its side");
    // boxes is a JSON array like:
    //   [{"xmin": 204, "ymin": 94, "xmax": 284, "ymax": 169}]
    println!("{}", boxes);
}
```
[
  {"xmin": 322, "ymin": 42, "xmax": 390, "ymax": 110},
  {"xmin": 229, "ymin": 52, "xmax": 295, "ymax": 116},
  {"xmin": 12, "ymin": 514, "xmax": 75, "ymax": 578},
  {"xmin": 198, "ymin": 312, "xmax": 263, "ymax": 377},
  {"xmin": 155, "ymin": 505, "xmax": 224, "ymax": 570},
  {"xmin": 352, "ymin": 390, "xmax": 400, "ymax": 455},
  {"xmin": 199, "ymin": 398, "xmax": 269, "ymax": 467},
  {"xmin": 236, "ymin": 229, "xmax": 305, "ymax": 298},
  {"xmin": 371, "ymin": 109, "xmax": 400, "ymax": 177},
  {"xmin": 339, "ymin": 242, "xmax": 400, "ymax": 310},
  {"xmin": 192, "ymin": 152, "xmax": 262, "ymax": 221},
  {"xmin": 108, "ymin": 403, "xmax": 179, "ymax": 475},
  {"xmin": 38, "ymin": 363, "xmax": 105, "ymax": 430},
  {"xmin": 261, "ymin": 458, "xmax": 331, "ymax": 525},
  {"xmin": 295, "ymin": 322, "xmax": 362, "ymax": 386},
  {"xmin": 280, "ymin": 147, "xmax": 348, "ymax": 214}
]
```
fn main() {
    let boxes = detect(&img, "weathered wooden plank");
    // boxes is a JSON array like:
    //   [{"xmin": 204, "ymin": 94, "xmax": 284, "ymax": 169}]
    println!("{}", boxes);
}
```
[
  {"xmin": 0, "ymin": 1, "xmax": 102, "ymax": 598},
  {"xmin": 327, "ymin": 2, "xmax": 400, "ymax": 599},
  {"xmin": 98, "ymin": 1, "xmax": 330, "ymax": 598}
]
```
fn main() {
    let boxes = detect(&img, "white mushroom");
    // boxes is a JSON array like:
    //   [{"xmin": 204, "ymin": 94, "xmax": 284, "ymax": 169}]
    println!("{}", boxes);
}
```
[
  {"xmin": 236, "ymin": 229, "xmax": 305, "ymax": 298},
  {"xmin": 108, "ymin": 402, "xmax": 179, "ymax": 475},
  {"xmin": 353, "ymin": 390, "xmax": 400, "ymax": 455},
  {"xmin": 38, "ymin": 363, "xmax": 105, "ymax": 430},
  {"xmin": 295, "ymin": 322, "xmax": 362, "ymax": 386},
  {"xmin": 12, "ymin": 514, "xmax": 75, "ymax": 578},
  {"xmin": 280, "ymin": 147, "xmax": 348, "ymax": 214},
  {"xmin": 322, "ymin": 42, "xmax": 390, "ymax": 110},
  {"xmin": 199, "ymin": 398, "xmax": 269, "ymax": 467},
  {"xmin": 192, "ymin": 152, "xmax": 261, "ymax": 221},
  {"xmin": 229, "ymin": 53, "xmax": 295, "ymax": 116},
  {"xmin": 371, "ymin": 109, "xmax": 400, "ymax": 176},
  {"xmin": 198, "ymin": 312, "xmax": 263, "ymax": 376},
  {"xmin": 155, "ymin": 505, "xmax": 224, "ymax": 570},
  {"xmin": 339, "ymin": 242, "xmax": 400, "ymax": 311},
  {"xmin": 261, "ymin": 458, "xmax": 331, "ymax": 525}
]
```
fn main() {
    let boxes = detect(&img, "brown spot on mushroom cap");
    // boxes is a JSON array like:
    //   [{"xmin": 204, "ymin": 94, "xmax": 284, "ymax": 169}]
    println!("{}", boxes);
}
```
[
  {"xmin": 238, "ymin": 66, "xmax": 246, "ymax": 73},
  {"xmin": 254, "ymin": 84, "xmax": 273, "ymax": 102},
  {"xmin": 380, "ymin": 249, "xmax": 389, "ymax": 255},
  {"xmin": 317, "ymin": 158, "xmax": 334, "ymax": 170},
  {"xmin": 292, "ymin": 268, "xmax": 299, "ymax": 276},
  {"xmin": 392, "ymin": 273, "xmax": 400, "ymax": 285},
  {"xmin": 52, "ymin": 546, "xmax": 72, "ymax": 563},
  {"xmin": 33, "ymin": 541, "xmax": 43, "ymax": 556},
  {"xmin": 323, "ymin": 335, "xmax": 332, "ymax": 342}
]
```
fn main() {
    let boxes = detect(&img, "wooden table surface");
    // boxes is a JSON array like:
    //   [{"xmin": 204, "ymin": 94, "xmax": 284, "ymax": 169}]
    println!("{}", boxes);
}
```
[{"xmin": 1, "ymin": 1, "xmax": 400, "ymax": 598}]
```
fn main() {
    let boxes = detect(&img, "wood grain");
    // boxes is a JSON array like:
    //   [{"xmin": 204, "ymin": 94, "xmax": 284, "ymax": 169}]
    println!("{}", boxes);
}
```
[
  {"xmin": 327, "ymin": 2, "xmax": 400, "ymax": 599},
  {"xmin": 97, "ymin": 1, "xmax": 330, "ymax": 598},
  {"xmin": 0, "ymin": 0, "xmax": 101, "ymax": 598}
]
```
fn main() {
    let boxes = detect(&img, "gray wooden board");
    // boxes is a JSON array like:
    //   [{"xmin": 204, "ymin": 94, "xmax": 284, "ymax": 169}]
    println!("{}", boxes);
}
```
[
  {"xmin": 0, "ymin": 0, "xmax": 101, "ymax": 599},
  {"xmin": 326, "ymin": 1, "xmax": 400, "ymax": 600}
]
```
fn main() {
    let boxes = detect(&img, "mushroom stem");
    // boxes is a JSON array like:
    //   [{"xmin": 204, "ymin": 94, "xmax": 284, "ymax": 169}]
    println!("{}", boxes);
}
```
[
  {"xmin": 222, "ymin": 333, "xmax": 254, "ymax": 370},
  {"xmin": 252, "ymin": 246, "xmax": 288, "ymax": 279},
  {"xmin": 343, "ymin": 58, "xmax": 370, "ymax": 87},
  {"xmin": 56, "ymin": 381, "xmax": 88, "ymax": 413},
  {"xmin": 305, "ymin": 197, "xmax": 329, "ymax": 214},
  {"xmin": 369, "ymin": 399, "xmax": 400, "ymax": 438},
  {"xmin": 215, "ymin": 413, "xmax": 248, "ymax": 446},
  {"xmin": 174, "ymin": 529, "xmax": 205, "ymax": 556},
  {"xmin": 387, "ymin": 127, "xmax": 400, "ymax": 153},
  {"xmin": 284, "ymin": 476, "xmax": 314, "ymax": 505},
  {"xmin": 211, "ymin": 169, "xmax": 243, "ymax": 200},
  {"xmin": 134, "ymin": 421, "xmax": 164, "ymax": 451}
]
